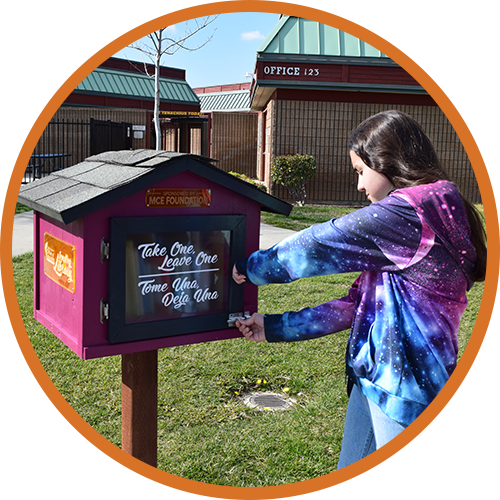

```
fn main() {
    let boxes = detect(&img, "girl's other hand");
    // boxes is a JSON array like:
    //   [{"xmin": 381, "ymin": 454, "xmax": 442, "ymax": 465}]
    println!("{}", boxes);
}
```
[
  {"xmin": 232, "ymin": 264, "xmax": 247, "ymax": 284},
  {"xmin": 237, "ymin": 313, "xmax": 266, "ymax": 342}
]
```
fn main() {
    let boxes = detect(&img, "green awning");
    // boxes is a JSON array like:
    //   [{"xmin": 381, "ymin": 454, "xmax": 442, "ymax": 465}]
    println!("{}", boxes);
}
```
[
  {"xmin": 75, "ymin": 67, "xmax": 200, "ymax": 105},
  {"xmin": 257, "ymin": 12, "xmax": 488, "ymax": 64}
]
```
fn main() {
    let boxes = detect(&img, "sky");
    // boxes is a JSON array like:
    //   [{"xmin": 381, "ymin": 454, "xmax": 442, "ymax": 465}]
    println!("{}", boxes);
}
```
[{"xmin": 115, "ymin": 12, "xmax": 281, "ymax": 88}]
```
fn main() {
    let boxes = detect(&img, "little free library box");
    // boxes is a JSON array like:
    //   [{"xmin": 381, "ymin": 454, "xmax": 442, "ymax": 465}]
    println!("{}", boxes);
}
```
[{"xmin": 18, "ymin": 150, "xmax": 292, "ymax": 360}]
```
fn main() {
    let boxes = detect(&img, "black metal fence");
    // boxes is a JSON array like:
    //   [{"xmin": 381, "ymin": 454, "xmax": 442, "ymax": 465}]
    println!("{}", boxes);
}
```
[
  {"xmin": 90, "ymin": 118, "xmax": 132, "ymax": 157},
  {"xmin": 24, "ymin": 118, "xmax": 132, "ymax": 183},
  {"xmin": 25, "ymin": 119, "xmax": 89, "ymax": 183}
]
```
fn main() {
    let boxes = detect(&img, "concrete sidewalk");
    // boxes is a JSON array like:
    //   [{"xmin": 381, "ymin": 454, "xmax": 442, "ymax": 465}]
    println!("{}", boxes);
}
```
[
  {"xmin": 12, "ymin": 211, "xmax": 34, "ymax": 257},
  {"xmin": 259, "ymin": 222, "xmax": 296, "ymax": 249},
  {"xmin": 12, "ymin": 211, "xmax": 296, "ymax": 257}
]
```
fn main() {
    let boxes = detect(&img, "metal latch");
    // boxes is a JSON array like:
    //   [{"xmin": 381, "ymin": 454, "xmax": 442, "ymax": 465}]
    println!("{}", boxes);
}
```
[
  {"xmin": 100, "ymin": 237, "xmax": 110, "ymax": 263},
  {"xmin": 227, "ymin": 312, "xmax": 250, "ymax": 327},
  {"xmin": 100, "ymin": 298, "xmax": 109, "ymax": 323}
]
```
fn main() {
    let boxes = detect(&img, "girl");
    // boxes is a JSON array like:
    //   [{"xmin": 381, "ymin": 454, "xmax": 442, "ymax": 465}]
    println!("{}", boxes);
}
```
[{"xmin": 232, "ymin": 110, "xmax": 487, "ymax": 469}]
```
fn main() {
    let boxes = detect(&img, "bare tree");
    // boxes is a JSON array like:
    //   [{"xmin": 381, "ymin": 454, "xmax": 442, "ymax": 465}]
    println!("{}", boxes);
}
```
[{"xmin": 129, "ymin": 17, "xmax": 218, "ymax": 150}]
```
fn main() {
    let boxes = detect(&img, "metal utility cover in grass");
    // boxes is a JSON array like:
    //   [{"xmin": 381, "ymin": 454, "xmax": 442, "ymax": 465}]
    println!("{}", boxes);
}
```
[{"xmin": 243, "ymin": 392, "xmax": 294, "ymax": 411}]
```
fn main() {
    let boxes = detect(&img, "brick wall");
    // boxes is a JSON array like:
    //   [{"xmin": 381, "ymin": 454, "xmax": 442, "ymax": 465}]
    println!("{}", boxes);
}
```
[
  {"xmin": 267, "ymin": 100, "xmax": 480, "ymax": 204},
  {"xmin": 210, "ymin": 112, "xmax": 259, "ymax": 176}
]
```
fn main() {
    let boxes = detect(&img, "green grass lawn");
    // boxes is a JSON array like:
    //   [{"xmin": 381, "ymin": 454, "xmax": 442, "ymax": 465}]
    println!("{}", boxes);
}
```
[
  {"xmin": 12, "ymin": 205, "xmax": 484, "ymax": 486},
  {"xmin": 261, "ymin": 204, "xmax": 364, "ymax": 231},
  {"xmin": 15, "ymin": 202, "xmax": 32, "ymax": 215}
]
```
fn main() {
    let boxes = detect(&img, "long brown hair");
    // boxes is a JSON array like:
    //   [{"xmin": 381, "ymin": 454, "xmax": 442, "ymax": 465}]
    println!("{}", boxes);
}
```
[{"xmin": 349, "ymin": 110, "xmax": 487, "ymax": 282}]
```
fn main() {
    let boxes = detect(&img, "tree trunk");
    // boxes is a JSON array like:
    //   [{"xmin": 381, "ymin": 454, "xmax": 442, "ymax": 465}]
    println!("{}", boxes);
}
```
[{"xmin": 154, "ymin": 32, "xmax": 162, "ymax": 150}]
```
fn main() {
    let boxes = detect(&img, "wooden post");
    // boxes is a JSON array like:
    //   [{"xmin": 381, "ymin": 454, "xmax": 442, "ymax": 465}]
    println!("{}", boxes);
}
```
[{"xmin": 121, "ymin": 350, "xmax": 158, "ymax": 467}]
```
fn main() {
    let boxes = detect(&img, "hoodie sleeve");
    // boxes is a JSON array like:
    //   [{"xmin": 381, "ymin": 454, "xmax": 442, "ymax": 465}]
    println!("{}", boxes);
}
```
[
  {"xmin": 244, "ymin": 196, "xmax": 427, "ymax": 286},
  {"xmin": 264, "ymin": 277, "xmax": 360, "ymax": 342}
]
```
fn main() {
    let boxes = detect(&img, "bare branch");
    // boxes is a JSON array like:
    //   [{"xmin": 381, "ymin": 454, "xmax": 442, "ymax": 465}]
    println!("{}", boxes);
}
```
[
  {"xmin": 125, "ymin": 15, "xmax": 219, "ymax": 149},
  {"xmin": 128, "ymin": 16, "xmax": 219, "ymax": 60}
]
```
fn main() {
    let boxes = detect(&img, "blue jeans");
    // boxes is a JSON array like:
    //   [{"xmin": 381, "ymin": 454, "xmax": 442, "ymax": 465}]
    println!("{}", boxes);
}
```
[{"xmin": 337, "ymin": 384, "xmax": 444, "ymax": 488}]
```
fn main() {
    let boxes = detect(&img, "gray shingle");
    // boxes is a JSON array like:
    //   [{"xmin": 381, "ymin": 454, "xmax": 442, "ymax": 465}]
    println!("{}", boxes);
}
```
[
  {"xmin": 86, "ymin": 150, "xmax": 164, "ymax": 166},
  {"xmin": 54, "ymin": 161, "xmax": 105, "ymax": 178},
  {"xmin": 34, "ymin": 183, "xmax": 108, "ymax": 213},
  {"xmin": 19, "ymin": 177, "xmax": 80, "ymax": 201},
  {"xmin": 136, "ymin": 151, "xmax": 186, "ymax": 167},
  {"xmin": 17, "ymin": 150, "xmax": 291, "ymax": 223},
  {"xmin": 72, "ymin": 164, "xmax": 152, "ymax": 189}
]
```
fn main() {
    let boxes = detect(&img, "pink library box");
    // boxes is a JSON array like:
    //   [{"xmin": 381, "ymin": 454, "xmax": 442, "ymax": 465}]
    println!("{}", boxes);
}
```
[{"xmin": 18, "ymin": 150, "xmax": 291, "ymax": 359}]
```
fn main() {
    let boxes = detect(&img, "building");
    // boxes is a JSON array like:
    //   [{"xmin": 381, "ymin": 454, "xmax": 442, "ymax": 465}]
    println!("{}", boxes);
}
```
[
  {"xmin": 248, "ymin": 15, "xmax": 478, "ymax": 204},
  {"xmin": 27, "ymin": 57, "xmax": 206, "ymax": 182},
  {"xmin": 30, "ymin": 18, "xmax": 479, "ymax": 204},
  {"xmin": 194, "ymin": 83, "xmax": 258, "ymax": 175}
]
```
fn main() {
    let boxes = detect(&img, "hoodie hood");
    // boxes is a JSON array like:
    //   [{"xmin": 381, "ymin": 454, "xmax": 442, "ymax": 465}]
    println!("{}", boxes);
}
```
[{"xmin": 391, "ymin": 180, "xmax": 477, "ymax": 289}]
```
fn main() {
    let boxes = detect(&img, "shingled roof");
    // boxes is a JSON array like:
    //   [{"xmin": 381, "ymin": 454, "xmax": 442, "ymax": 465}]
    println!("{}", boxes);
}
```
[{"xmin": 18, "ymin": 150, "xmax": 291, "ymax": 224}]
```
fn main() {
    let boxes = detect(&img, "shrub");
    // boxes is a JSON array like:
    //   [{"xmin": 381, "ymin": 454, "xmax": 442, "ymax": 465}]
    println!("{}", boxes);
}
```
[
  {"xmin": 229, "ymin": 171, "xmax": 267, "ymax": 192},
  {"xmin": 271, "ymin": 154, "xmax": 316, "ymax": 206}
]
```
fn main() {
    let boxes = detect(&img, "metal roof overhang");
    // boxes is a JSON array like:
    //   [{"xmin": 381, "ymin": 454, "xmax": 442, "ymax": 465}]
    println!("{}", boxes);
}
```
[
  {"xmin": 256, "ymin": 52, "xmax": 398, "ymax": 66},
  {"xmin": 250, "ymin": 52, "xmax": 425, "ymax": 110},
  {"xmin": 71, "ymin": 90, "xmax": 200, "ymax": 108},
  {"xmin": 257, "ymin": 11, "xmax": 488, "ymax": 63},
  {"xmin": 251, "ymin": 80, "xmax": 428, "ymax": 110},
  {"xmin": 74, "ymin": 67, "xmax": 200, "ymax": 106},
  {"xmin": 198, "ymin": 90, "xmax": 252, "ymax": 113},
  {"xmin": 251, "ymin": 11, "xmax": 488, "ymax": 110}
]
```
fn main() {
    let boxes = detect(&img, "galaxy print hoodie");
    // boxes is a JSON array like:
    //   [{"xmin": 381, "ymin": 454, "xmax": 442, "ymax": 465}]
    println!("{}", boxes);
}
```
[{"xmin": 237, "ymin": 181, "xmax": 477, "ymax": 426}]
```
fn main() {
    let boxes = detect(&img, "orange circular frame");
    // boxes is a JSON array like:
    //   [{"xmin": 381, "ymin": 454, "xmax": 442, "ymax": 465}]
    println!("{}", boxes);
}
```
[{"xmin": 12, "ymin": 1, "xmax": 491, "ymax": 499}]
